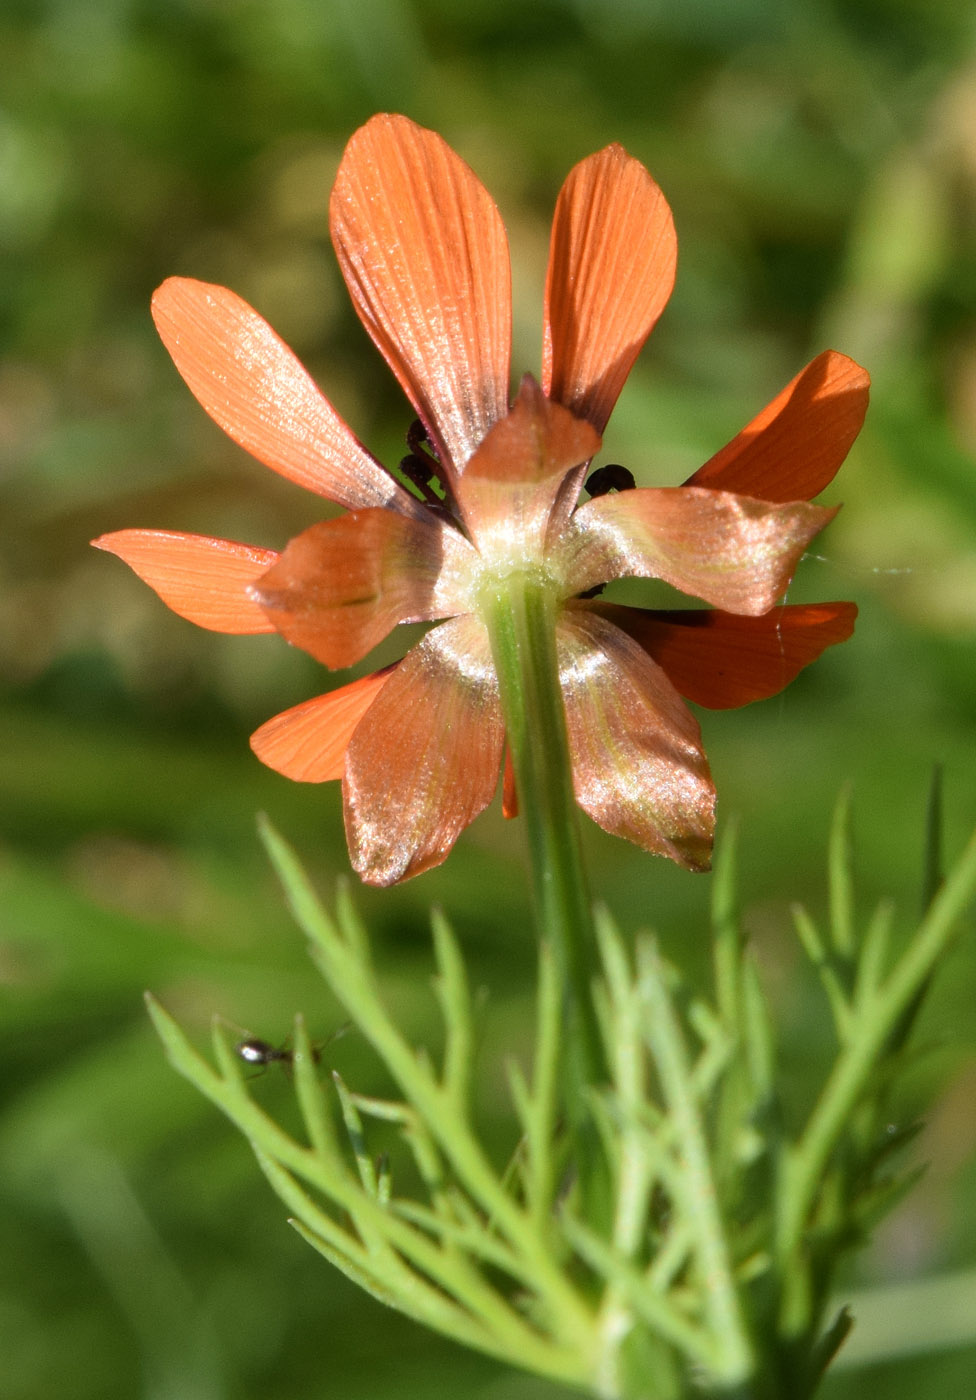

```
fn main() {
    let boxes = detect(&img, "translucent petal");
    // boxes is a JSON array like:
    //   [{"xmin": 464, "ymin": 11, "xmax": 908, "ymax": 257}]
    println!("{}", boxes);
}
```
[
  {"xmin": 343, "ymin": 615, "xmax": 504, "ymax": 885},
  {"xmin": 251, "ymin": 508, "xmax": 476, "ymax": 668},
  {"xmin": 543, "ymin": 144, "xmax": 676, "ymax": 433},
  {"xmin": 582, "ymin": 600, "xmax": 857, "ymax": 709},
  {"xmin": 558, "ymin": 608, "xmax": 714, "ymax": 870},
  {"xmin": 152, "ymin": 278, "xmax": 419, "ymax": 513},
  {"xmin": 92, "ymin": 530, "xmax": 278, "ymax": 633},
  {"xmin": 250, "ymin": 668, "xmax": 395, "ymax": 782},
  {"xmin": 330, "ymin": 114, "xmax": 511, "ymax": 476},
  {"xmin": 685, "ymin": 351, "xmax": 870, "ymax": 501},
  {"xmin": 454, "ymin": 376, "xmax": 600, "ymax": 562},
  {"xmin": 562, "ymin": 486, "xmax": 835, "ymax": 615}
]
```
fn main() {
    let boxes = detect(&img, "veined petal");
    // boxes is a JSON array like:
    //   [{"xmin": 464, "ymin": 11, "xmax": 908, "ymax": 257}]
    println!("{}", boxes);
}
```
[
  {"xmin": 558, "ymin": 608, "xmax": 714, "ymax": 870},
  {"xmin": 581, "ymin": 600, "xmax": 857, "ymax": 709},
  {"xmin": 330, "ymin": 114, "xmax": 512, "ymax": 477},
  {"xmin": 543, "ymin": 144, "xmax": 676, "ymax": 434},
  {"xmin": 152, "ymin": 278, "xmax": 420, "ymax": 514},
  {"xmin": 250, "ymin": 668, "xmax": 395, "ymax": 782},
  {"xmin": 343, "ymin": 615, "xmax": 504, "ymax": 885},
  {"xmin": 562, "ymin": 486, "xmax": 835, "ymax": 616},
  {"xmin": 251, "ymin": 509, "xmax": 476, "ymax": 669},
  {"xmin": 92, "ymin": 530, "xmax": 278, "ymax": 633},
  {"xmin": 685, "ymin": 351, "xmax": 870, "ymax": 502},
  {"xmin": 454, "ymin": 376, "xmax": 600, "ymax": 562}
]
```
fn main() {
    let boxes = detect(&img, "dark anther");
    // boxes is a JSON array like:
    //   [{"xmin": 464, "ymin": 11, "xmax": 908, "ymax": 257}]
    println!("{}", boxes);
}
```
[
  {"xmin": 585, "ymin": 464, "xmax": 636, "ymax": 497},
  {"xmin": 398, "ymin": 453, "xmax": 440, "ymax": 500},
  {"xmin": 406, "ymin": 418, "xmax": 439, "ymax": 464},
  {"xmin": 400, "ymin": 419, "xmax": 449, "ymax": 504}
]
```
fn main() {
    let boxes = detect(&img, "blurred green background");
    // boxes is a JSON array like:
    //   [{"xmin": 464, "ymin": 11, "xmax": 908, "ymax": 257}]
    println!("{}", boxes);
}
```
[{"xmin": 2, "ymin": 0, "xmax": 975, "ymax": 1396}]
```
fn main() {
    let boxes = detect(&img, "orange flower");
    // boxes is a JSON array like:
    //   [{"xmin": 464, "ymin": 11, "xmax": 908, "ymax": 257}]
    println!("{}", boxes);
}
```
[{"xmin": 94, "ymin": 115, "xmax": 867, "ymax": 885}]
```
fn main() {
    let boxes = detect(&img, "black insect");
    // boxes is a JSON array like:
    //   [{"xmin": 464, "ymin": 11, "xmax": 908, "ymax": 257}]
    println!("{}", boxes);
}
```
[{"xmin": 233, "ymin": 1037, "xmax": 322, "ymax": 1074}]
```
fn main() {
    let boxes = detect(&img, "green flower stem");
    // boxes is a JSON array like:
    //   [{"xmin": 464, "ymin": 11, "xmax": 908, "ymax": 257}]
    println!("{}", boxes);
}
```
[{"xmin": 482, "ymin": 572, "xmax": 607, "ymax": 1089}]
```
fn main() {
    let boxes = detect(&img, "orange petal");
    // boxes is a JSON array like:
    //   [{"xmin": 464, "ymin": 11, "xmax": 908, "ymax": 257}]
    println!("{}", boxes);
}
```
[
  {"xmin": 251, "ymin": 508, "xmax": 475, "ymax": 669},
  {"xmin": 151, "ymin": 278, "xmax": 420, "ymax": 514},
  {"xmin": 684, "ymin": 351, "xmax": 870, "ymax": 502},
  {"xmin": 250, "ymin": 668, "xmax": 395, "ymax": 782},
  {"xmin": 330, "ymin": 114, "xmax": 512, "ymax": 476},
  {"xmin": 92, "ymin": 530, "xmax": 278, "ymax": 633},
  {"xmin": 342, "ymin": 615, "xmax": 504, "ymax": 885},
  {"xmin": 562, "ymin": 486, "xmax": 835, "ymax": 615},
  {"xmin": 454, "ymin": 376, "xmax": 600, "ymax": 559},
  {"xmin": 580, "ymin": 600, "xmax": 857, "ymax": 709},
  {"xmin": 557, "ymin": 609, "xmax": 714, "ymax": 870},
  {"xmin": 543, "ymin": 144, "xmax": 676, "ymax": 434}
]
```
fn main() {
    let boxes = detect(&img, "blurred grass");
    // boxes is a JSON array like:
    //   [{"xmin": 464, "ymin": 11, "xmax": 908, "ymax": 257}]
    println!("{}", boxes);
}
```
[{"xmin": 2, "ymin": 1, "xmax": 975, "ymax": 1396}]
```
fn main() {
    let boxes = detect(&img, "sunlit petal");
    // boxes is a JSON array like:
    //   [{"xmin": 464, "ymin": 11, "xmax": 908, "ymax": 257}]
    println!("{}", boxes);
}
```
[
  {"xmin": 92, "ymin": 529, "xmax": 278, "ymax": 633},
  {"xmin": 454, "ymin": 376, "xmax": 600, "ymax": 561},
  {"xmin": 251, "ymin": 509, "xmax": 476, "ymax": 668},
  {"xmin": 558, "ymin": 607, "xmax": 714, "ymax": 870},
  {"xmin": 152, "ymin": 278, "xmax": 420, "ymax": 514},
  {"xmin": 331, "ymin": 114, "xmax": 511, "ymax": 476},
  {"xmin": 343, "ymin": 615, "xmax": 504, "ymax": 885},
  {"xmin": 583, "ymin": 600, "xmax": 857, "ymax": 709},
  {"xmin": 684, "ymin": 351, "xmax": 870, "ymax": 501},
  {"xmin": 562, "ymin": 486, "xmax": 835, "ymax": 615},
  {"xmin": 543, "ymin": 144, "xmax": 676, "ymax": 434},
  {"xmin": 250, "ymin": 668, "xmax": 395, "ymax": 782}
]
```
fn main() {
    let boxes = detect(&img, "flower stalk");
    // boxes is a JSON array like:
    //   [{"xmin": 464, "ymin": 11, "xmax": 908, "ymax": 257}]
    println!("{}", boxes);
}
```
[{"xmin": 482, "ymin": 568, "xmax": 606, "ymax": 1088}]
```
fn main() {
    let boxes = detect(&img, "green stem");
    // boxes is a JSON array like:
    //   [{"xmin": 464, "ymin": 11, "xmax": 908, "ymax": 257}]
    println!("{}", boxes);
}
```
[{"xmin": 482, "ymin": 572, "xmax": 606, "ymax": 1088}]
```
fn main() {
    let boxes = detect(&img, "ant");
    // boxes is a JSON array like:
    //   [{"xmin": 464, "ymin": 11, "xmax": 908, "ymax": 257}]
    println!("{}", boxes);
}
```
[
  {"xmin": 233, "ymin": 1037, "xmax": 322, "ymax": 1075},
  {"xmin": 233, "ymin": 1023, "xmax": 347, "ymax": 1076}
]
